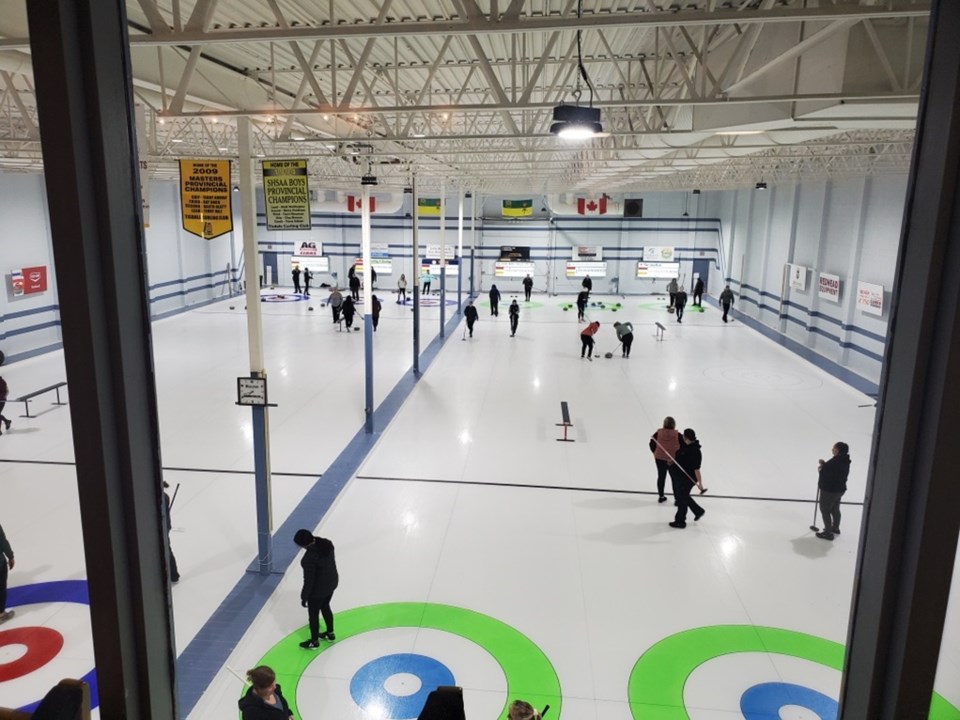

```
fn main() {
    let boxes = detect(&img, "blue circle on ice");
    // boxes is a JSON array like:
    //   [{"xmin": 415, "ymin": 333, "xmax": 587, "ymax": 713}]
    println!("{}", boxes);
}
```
[
  {"xmin": 741, "ymin": 682, "xmax": 838, "ymax": 719},
  {"xmin": 349, "ymin": 653, "xmax": 455, "ymax": 718}
]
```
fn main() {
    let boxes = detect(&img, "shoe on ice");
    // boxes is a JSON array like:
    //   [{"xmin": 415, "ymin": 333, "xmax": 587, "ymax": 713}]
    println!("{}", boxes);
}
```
[
  {"xmin": 816, "ymin": 531, "xmax": 834, "ymax": 541},
  {"xmin": 299, "ymin": 639, "xmax": 320, "ymax": 649}
]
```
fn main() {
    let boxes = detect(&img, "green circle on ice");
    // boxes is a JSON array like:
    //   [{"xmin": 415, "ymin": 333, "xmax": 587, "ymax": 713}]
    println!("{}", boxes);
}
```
[
  {"xmin": 627, "ymin": 625, "xmax": 960, "ymax": 719},
  {"xmin": 251, "ymin": 602, "xmax": 562, "ymax": 720}
]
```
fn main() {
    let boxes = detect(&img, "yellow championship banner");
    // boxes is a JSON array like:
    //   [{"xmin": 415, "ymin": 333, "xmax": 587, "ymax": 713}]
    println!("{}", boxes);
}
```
[
  {"xmin": 418, "ymin": 198, "xmax": 442, "ymax": 216},
  {"xmin": 502, "ymin": 199, "xmax": 533, "ymax": 217},
  {"xmin": 179, "ymin": 160, "xmax": 233, "ymax": 240},
  {"xmin": 262, "ymin": 159, "xmax": 311, "ymax": 231}
]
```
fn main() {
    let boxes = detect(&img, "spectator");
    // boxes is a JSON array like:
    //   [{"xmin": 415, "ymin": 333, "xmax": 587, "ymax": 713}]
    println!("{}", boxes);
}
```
[
  {"xmin": 238, "ymin": 666, "xmax": 294, "ymax": 720},
  {"xmin": 816, "ymin": 442, "xmax": 851, "ymax": 541}
]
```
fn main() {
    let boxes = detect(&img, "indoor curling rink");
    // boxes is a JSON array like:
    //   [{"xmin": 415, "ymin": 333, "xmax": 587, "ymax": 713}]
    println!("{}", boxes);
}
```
[{"xmin": 1, "ymin": 288, "xmax": 959, "ymax": 720}]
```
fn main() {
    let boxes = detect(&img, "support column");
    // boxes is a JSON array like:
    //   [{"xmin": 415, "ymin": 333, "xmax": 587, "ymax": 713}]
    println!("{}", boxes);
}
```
[
  {"xmin": 361, "ymin": 184, "xmax": 374, "ymax": 432},
  {"xmin": 457, "ymin": 189, "xmax": 464, "ymax": 313},
  {"xmin": 839, "ymin": 1, "xmax": 960, "ymax": 716},
  {"xmin": 412, "ymin": 178, "xmax": 421, "ymax": 375},
  {"xmin": 27, "ymin": 1, "xmax": 176, "ymax": 716},
  {"xmin": 470, "ymin": 191, "xmax": 477, "ymax": 296},
  {"xmin": 440, "ymin": 180, "xmax": 447, "ymax": 336}
]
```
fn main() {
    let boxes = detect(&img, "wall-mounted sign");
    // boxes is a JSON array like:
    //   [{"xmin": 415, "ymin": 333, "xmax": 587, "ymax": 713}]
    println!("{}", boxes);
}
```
[
  {"xmin": 9, "ymin": 266, "xmax": 48, "ymax": 296},
  {"xmin": 857, "ymin": 281, "xmax": 884, "ymax": 316},
  {"xmin": 572, "ymin": 246, "xmax": 603, "ymax": 261},
  {"xmin": 179, "ymin": 160, "xmax": 233, "ymax": 239},
  {"xmin": 818, "ymin": 272, "xmax": 841, "ymax": 302},
  {"xmin": 643, "ymin": 246, "xmax": 675, "ymax": 262},
  {"xmin": 424, "ymin": 259, "xmax": 459, "ymax": 276},
  {"xmin": 495, "ymin": 261, "xmax": 535, "ymax": 278},
  {"xmin": 422, "ymin": 245, "xmax": 458, "ymax": 260},
  {"xmin": 566, "ymin": 261, "xmax": 607, "ymax": 278},
  {"xmin": 353, "ymin": 257, "xmax": 393, "ymax": 275},
  {"xmin": 789, "ymin": 264, "xmax": 808, "ymax": 291},
  {"xmin": 293, "ymin": 240, "xmax": 321, "ymax": 257},
  {"xmin": 637, "ymin": 262, "xmax": 680, "ymax": 279},
  {"xmin": 262, "ymin": 159, "xmax": 311, "ymax": 230}
]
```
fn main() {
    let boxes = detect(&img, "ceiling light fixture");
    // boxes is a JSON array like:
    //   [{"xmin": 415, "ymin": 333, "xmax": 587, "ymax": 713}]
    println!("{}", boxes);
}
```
[
  {"xmin": 755, "ymin": 181, "xmax": 768, "ymax": 190},
  {"xmin": 550, "ymin": 0, "xmax": 602, "ymax": 140},
  {"xmin": 717, "ymin": 130, "xmax": 765, "ymax": 136}
]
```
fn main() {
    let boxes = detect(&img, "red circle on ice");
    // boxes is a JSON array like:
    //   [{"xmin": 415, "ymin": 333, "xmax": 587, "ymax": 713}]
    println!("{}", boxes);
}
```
[{"xmin": 0, "ymin": 627, "xmax": 65, "ymax": 682}]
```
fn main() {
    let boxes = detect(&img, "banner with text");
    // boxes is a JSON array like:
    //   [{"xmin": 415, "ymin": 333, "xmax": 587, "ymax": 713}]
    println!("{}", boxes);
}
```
[
  {"xmin": 566, "ymin": 261, "xmax": 607, "ymax": 278},
  {"xmin": 637, "ymin": 262, "xmax": 680, "ymax": 279},
  {"xmin": 856, "ymin": 281, "xmax": 884, "ymax": 316},
  {"xmin": 179, "ymin": 160, "xmax": 233, "ymax": 240},
  {"xmin": 818, "ymin": 272, "xmax": 841, "ymax": 302},
  {"xmin": 262, "ymin": 159, "xmax": 311, "ymax": 231},
  {"xmin": 643, "ymin": 246, "xmax": 675, "ymax": 262}
]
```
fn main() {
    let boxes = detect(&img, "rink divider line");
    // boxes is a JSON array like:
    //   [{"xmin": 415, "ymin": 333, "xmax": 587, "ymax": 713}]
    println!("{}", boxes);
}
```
[
  {"xmin": 0, "ymin": 458, "xmax": 322, "ymax": 478},
  {"xmin": 176, "ymin": 301, "xmax": 469, "ymax": 719},
  {"xmin": 355, "ymin": 474, "xmax": 866, "ymax": 506}
]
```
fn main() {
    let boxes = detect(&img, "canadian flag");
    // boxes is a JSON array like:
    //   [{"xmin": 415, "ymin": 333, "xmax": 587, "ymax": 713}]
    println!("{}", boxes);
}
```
[
  {"xmin": 347, "ymin": 195, "xmax": 376, "ymax": 213},
  {"xmin": 577, "ymin": 197, "xmax": 607, "ymax": 215}
]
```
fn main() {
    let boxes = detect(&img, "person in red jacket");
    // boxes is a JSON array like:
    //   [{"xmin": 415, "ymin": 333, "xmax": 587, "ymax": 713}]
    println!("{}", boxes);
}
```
[{"xmin": 580, "ymin": 321, "xmax": 600, "ymax": 360}]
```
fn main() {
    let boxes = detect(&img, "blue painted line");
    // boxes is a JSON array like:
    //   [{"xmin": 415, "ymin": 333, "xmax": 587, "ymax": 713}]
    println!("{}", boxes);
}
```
[
  {"xmin": 0, "ymin": 303, "xmax": 60, "ymax": 322},
  {"xmin": 175, "ymin": 300, "xmax": 468, "ymax": 718},
  {"xmin": 149, "ymin": 270, "xmax": 232, "ymax": 291}
]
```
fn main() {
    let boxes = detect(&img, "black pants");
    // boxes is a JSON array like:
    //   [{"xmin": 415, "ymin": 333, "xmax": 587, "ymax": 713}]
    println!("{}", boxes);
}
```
[
  {"xmin": 524, "ymin": 287, "xmax": 532, "ymax": 301},
  {"xmin": 669, "ymin": 292, "xmax": 676, "ymax": 308},
  {"xmin": 722, "ymin": 302, "xmax": 731, "ymax": 322},
  {"xmin": 669, "ymin": 466, "xmax": 702, "ymax": 525},
  {"xmin": 167, "ymin": 539, "xmax": 179, "ymax": 582},
  {"xmin": 293, "ymin": 278, "xmax": 301, "ymax": 293},
  {"xmin": 819, "ymin": 490, "xmax": 844, "ymax": 533},
  {"xmin": 693, "ymin": 291, "xmax": 702, "ymax": 306},
  {"xmin": 577, "ymin": 303, "xmax": 586, "ymax": 321},
  {"xmin": 307, "ymin": 594, "xmax": 334, "ymax": 639},
  {"xmin": 621, "ymin": 333, "xmax": 634, "ymax": 357},
  {"xmin": 304, "ymin": 281, "xmax": 311, "ymax": 296},
  {"xmin": 344, "ymin": 314, "xmax": 355, "ymax": 329},
  {"xmin": 423, "ymin": 282, "xmax": 431, "ymax": 294},
  {"xmin": 332, "ymin": 305, "xmax": 341, "ymax": 323},
  {"xmin": 351, "ymin": 288, "xmax": 360, "ymax": 301},
  {"xmin": 0, "ymin": 401, "xmax": 8, "ymax": 428},
  {"xmin": 373, "ymin": 316, "xmax": 379, "ymax": 331},
  {"xmin": 510, "ymin": 316, "xmax": 519, "ymax": 335},
  {"xmin": 466, "ymin": 318, "xmax": 476, "ymax": 336},
  {"xmin": 398, "ymin": 288, "xmax": 406, "ymax": 302},
  {"xmin": 0, "ymin": 559, "xmax": 7, "ymax": 612},
  {"xmin": 581, "ymin": 336, "xmax": 594, "ymax": 357},
  {"xmin": 655, "ymin": 459, "xmax": 670, "ymax": 498},
  {"xmin": 676, "ymin": 304, "xmax": 685, "ymax": 322},
  {"xmin": 491, "ymin": 301, "xmax": 499, "ymax": 316}
]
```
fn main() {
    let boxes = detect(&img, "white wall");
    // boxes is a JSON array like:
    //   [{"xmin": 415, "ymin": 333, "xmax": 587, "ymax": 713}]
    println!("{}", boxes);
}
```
[{"xmin": 705, "ymin": 175, "xmax": 907, "ymax": 387}]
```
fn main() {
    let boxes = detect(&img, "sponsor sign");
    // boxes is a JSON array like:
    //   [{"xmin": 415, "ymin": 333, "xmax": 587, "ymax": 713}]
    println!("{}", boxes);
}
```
[
  {"xmin": 502, "ymin": 199, "xmax": 533, "ymax": 217},
  {"xmin": 423, "ymin": 245, "xmax": 457, "ymax": 260},
  {"xmin": 262, "ymin": 159, "xmax": 311, "ymax": 230},
  {"xmin": 566, "ymin": 261, "xmax": 607, "ymax": 278},
  {"xmin": 643, "ymin": 246, "xmax": 675, "ymax": 262},
  {"xmin": 353, "ymin": 257, "xmax": 393, "ymax": 275},
  {"xmin": 495, "ymin": 261, "xmax": 536, "ymax": 278},
  {"xmin": 818, "ymin": 272, "xmax": 841, "ymax": 302},
  {"xmin": 857, "ymin": 281, "xmax": 884, "ymax": 316},
  {"xmin": 10, "ymin": 270, "xmax": 23, "ymax": 296},
  {"xmin": 573, "ymin": 246, "xmax": 603, "ymax": 261},
  {"xmin": 637, "ymin": 262, "xmax": 681, "ymax": 279},
  {"xmin": 499, "ymin": 246, "xmax": 531, "ymax": 261},
  {"xmin": 23, "ymin": 266, "xmax": 47, "ymax": 294},
  {"xmin": 179, "ymin": 160, "xmax": 233, "ymax": 239},
  {"xmin": 789, "ymin": 264, "xmax": 808, "ymax": 291},
  {"xmin": 293, "ymin": 240, "xmax": 321, "ymax": 257},
  {"xmin": 424, "ymin": 259, "xmax": 459, "ymax": 276}
]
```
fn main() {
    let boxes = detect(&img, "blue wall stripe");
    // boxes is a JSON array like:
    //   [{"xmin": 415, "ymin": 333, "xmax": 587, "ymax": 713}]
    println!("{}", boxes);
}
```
[{"xmin": 175, "ymin": 305, "xmax": 468, "ymax": 718}]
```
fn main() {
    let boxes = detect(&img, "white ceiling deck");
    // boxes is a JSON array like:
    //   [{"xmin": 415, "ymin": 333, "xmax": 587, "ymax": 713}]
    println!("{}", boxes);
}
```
[{"xmin": 0, "ymin": 1, "xmax": 929, "ymax": 192}]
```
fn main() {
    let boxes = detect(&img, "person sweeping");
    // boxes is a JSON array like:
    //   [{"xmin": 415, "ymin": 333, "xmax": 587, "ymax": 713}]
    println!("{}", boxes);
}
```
[{"xmin": 580, "ymin": 321, "xmax": 600, "ymax": 360}]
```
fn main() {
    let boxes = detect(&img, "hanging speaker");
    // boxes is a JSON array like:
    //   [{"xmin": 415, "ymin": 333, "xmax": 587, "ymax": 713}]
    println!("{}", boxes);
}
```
[{"xmin": 624, "ymin": 198, "xmax": 644, "ymax": 217}]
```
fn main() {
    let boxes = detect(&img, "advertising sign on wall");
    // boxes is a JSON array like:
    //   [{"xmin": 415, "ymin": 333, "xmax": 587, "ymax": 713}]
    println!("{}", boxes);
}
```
[
  {"xmin": 637, "ymin": 262, "xmax": 680, "ymax": 279},
  {"xmin": 495, "ymin": 261, "xmax": 536, "ymax": 278},
  {"xmin": 293, "ymin": 240, "xmax": 321, "ymax": 257},
  {"xmin": 643, "ymin": 246, "xmax": 675, "ymax": 262},
  {"xmin": 572, "ymin": 246, "xmax": 603, "ymax": 261},
  {"xmin": 565, "ymin": 261, "xmax": 607, "ymax": 278},
  {"xmin": 10, "ymin": 270, "xmax": 23, "ymax": 296},
  {"xmin": 857, "ymin": 281, "xmax": 884, "ymax": 316},
  {"xmin": 818, "ymin": 272, "xmax": 841, "ymax": 302},
  {"xmin": 9, "ymin": 266, "xmax": 48, "ymax": 296},
  {"xmin": 353, "ymin": 257, "xmax": 393, "ymax": 275},
  {"xmin": 789, "ymin": 264, "xmax": 808, "ymax": 291},
  {"xmin": 262, "ymin": 159, "xmax": 311, "ymax": 231},
  {"xmin": 424, "ymin": 259, "xmax": 459, "ymax": 276},
  {"xmin": 423, "ymin": 245, "xmax": 458, "ymax": 260},
  {"xmin": 499, "ymin": 246, "xmax": 531, "ymax": 261},
  {"xmin": 179, "ymin": 160, "xmax": 233, "ymax": 240},
  {"xmin": 292, "ymin": 256, "xmax": 330, "ymax": 273}
]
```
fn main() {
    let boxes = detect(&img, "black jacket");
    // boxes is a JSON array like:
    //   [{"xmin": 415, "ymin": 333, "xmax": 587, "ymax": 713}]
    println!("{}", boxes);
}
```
[
  {"xmin": 238, "ymin": 685, "xmax": 293, "ymax": 720},
  {"xmin": 341, "ymin": 297, "xmax": 356, "ymax": 319},
  {"xmin": 694, "ymin": 279, "xmax": 704, "ymax": 294},
  {"xmin": 577, "ymin": 291, "xmax": 589, "ymax": 308},
  {"xmin": 522, "ymin": 277, "xmax": 533, "ymax": 290},
  {"xmin": 582, "ymin": 277, "xmax": 592, "ymax": 291},
  {"xmin": 818, "ymin": 454, "xmax": 850, "ymax": 493},
  {"xmin": 464, "ymin": 305, "xmax": 478, "ymax": 322},
  {"xmin": 675, "ymin": 440, "xmax": 702, "ymax": 484},
  {"xmin": 675, "ymin": 291, "xmax": 688, "ymax": 308},
  {"xmin": 301, "ymin": 536, "xmax": 339, "ymax": 601}
]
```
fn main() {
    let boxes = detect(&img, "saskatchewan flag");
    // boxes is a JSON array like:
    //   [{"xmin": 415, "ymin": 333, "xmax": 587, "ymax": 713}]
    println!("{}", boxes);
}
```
[
  {"xmin": 502, "ymin": 199, "xmax": 533, "ymax": 217},
  {"xmin": 418, "ymin": 198, "xmax": 442, "ymax": 216}
]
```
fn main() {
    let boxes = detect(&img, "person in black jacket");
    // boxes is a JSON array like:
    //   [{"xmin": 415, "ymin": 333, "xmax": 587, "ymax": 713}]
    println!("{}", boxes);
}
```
[
  {"xmin": 371, "ymin": 295, "xmax": 382, "ymax": 332},
  {"xmin": 816, "ymin": 442, "xmax": 851, "ymax": 540},
  {"xmin": 581, "ymin": 274, "xmax": 592, "ymax": 295},
  {"xmin": 302, "ymin": 267, "xmax": 312, "ymax": 296},
  {"xmin": 464, "ymin": 300, "xmax": 479, "ymax": 337},
  {"xmin": 291, "ymin": 266, "xmax": 301, "ymax": 294},
  {"xmin": 341, "ymin": 296, "xmax": 357, "ymax": 331},
  {"xmin": 349, "ymin": 273, "xmax": 361, "ymax": 301},
  {"xmin": 576, "ymin": 289, "xmax": 589, "ymax": 322},
  {"xmin": 0, "ymin": 375, "xmax": 11, "ymax": 435},
  {"xmin": 674, "ymin": 286, "xmax": 688, "ymax": 323},
  {"xmin": 162, "ymin": 482, "xmax": 180, "ymax": 583},
  {"xmin": 693, "ymin": 277, "xmax": 704, "ymax": 307},
  {"xmin": 294, "ymin": 528, "xmax": 339, "ymax": 647},
  {"xmin": 508, "ymin": 298, "xmax": 520, "ymax": 337},
  {"xmin": 238, "ymin": 666, "xmax": 295, "ymax": 720},
  {"xmin": 668, "ymin": 429, "xmax": 706, "ymax": 528},
  {"xmin": 489, "ymin": 284, "xmax": 501, "ymax": 316},
  {"xmin": 522, "ymin": 274, "xmax": 534, "ymax": 301}
]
